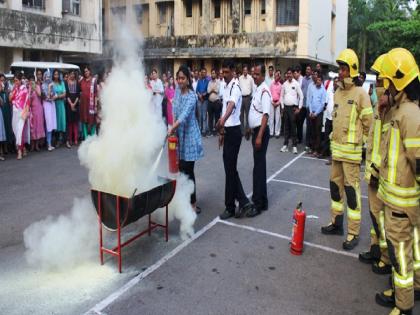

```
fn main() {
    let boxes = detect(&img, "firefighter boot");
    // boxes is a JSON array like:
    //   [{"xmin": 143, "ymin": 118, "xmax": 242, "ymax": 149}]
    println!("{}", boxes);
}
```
[
  {"xmin": 389, "ymin": 307, "xmax": 412, "ymax": 315},
  {"xmin": 372, "ymin": 260, "xmax": 392, "ymax": 275},
  {"xmin": 343, "ymin": 234, "xmax": 359, "ymax": 250},
  {"xmin": 359, "ymin": 244, "xmax": 380, "ymax": 264},
  {"xmin": 321, "ymin": 215, "xmax": 344, "ymax": 235},
  {"xmin": 376, "ymin": 288, "xmax": 420, "ymax": 308}
]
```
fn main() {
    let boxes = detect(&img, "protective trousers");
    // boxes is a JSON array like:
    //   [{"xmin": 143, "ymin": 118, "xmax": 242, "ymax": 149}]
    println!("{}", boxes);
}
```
[
  {"xmin": 330, "ymin": 160, "xmax": 362, "ymax": 236},
  {"xmin": 385, "ymin": 205, "xmax": 420, "ymax": 311},
  {"xmin": 367, "ymin": 185, "xmax": 389, "ymax": 264}
]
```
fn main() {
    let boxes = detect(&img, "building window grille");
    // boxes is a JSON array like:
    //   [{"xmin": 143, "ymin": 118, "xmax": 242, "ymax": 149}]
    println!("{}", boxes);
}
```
[
  {"xmin": 22, "ymin": 0, "xmax": 45, "ymax": 10},
  {"xmin": 244, "ymin": 0, "xmax": 251, "ymax": 15},
  {"xmin": 276, "ymin": 0, "xmax": 299, "ymax": 25},
  {"xmin": 214, "ymin": 0, "xmax": 221, "ymax": 18},
  {"xmin": 260, "ymin": 0, "xmax": 265, "ymax": 14},
  {"xmin": 199, "ymin": 0, "xmax": 202, "ymax": 16},
  {"xmin": 186, "ymin": 0, "xmax": 192, "ymax": 17},
  {"xmin": 158, "ymin": 3, "xmax": 166, "ymax": 24}
]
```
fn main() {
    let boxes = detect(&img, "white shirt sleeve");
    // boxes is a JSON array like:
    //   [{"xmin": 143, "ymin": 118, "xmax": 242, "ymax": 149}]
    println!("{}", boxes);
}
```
[
  {"xmin": 227, "ymin": 84, "xmax": 240, "ymax": 106},
  {"xmin": 261, "ymin": 91, "xmax": 271, "ymax": 115},
  {"xmin": 296, "ymin": 82, "xmax": 304, "ymax": 109}
]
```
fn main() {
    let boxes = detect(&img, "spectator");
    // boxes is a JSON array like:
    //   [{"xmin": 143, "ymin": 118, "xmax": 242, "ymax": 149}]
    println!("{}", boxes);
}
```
[
  {"xmin": 165, "ymin": 76, "xmax": 176, "ymax": 126},
  {"xmin": 300, "ymin": 65, "xmax": 312, "ymax": 147},
  {"xmin": 238, "ymin": 65, "xmax": 254, "ymax": 135},
  {"xmin": 80, "ymin": 66, "xmax": 98, "ymax": 139},
  {"xmin": 207, "ymin": 69, "xmax": 221, "ymax": 136},
  {"xmin": 307, "ymin": 74, "xmax": 326, "ymax": 157},
  {"xmin": 293, "ymin": 66, "xmax": 303, "ymax": 85},
  {"xmin": 218, "ymin": 69, "xmax": 225, "ymax": 102},
  {"xmin": 218, "ymin": 59, "xmax": 255, "ymax": 220},
  {"xmin": 265, "ymin": 65, "xmax": 275, "ymax": 86},
  {"xmin": 320, "ymin": 77, "xmax": 337, "ymax": 164},
  {"xmin": 65, "ymin": 70, "xmax": 80, "ymax": 147},
  {"xmin": 29, "ymin": 73, "xmax": 45, "ymax": 152},
  {"xmin": 0, "ymin": 80, "xmax": 5, "ymax": 160},
  {"xmin": 144, "ymin": 75, "xmax": 152, "ymax": 91},
  {"xmin": 10, "ymin": 73, "xmax": 29, "ymax": 160},
  {"xmin": 248, "ymin": 63, "xmax": 271, "ymax": 216},
  {"xmin": 168, "ymin": 65, "xmax": 203, "ymax": 213},
  {"xmin": 52, "ymin": 69, "xmax": 66, "ymax": 147},
  {"xmin": 305, "ymin": 69, "xmax": 319, "ymax": 152},
  {"xmin": 196, "ymin": 68, "xmax": 209, "ymax": 136},
  {"xmin": 192, "ymin": 69, "xmax": 199, "ymax": 91},
  {"xmin": 42, "ymin": 71, "xmax": 57, "ymax": 151},
  {"xmin": 280, "ymin": 68, "xmax": 303, "ymax": 154},
  {"xmin": 0, "ymin": 73, "xmax": 13, "ymax": 155},
  {"xmin": 269, "ymin": 70, "xmax": 282, "ymax": 138},
  {"xmin": 150, "ymin": 69, "xmax": 164, "ymax": 119},
  {"xmin": 162, "ymin": 73, "xmax": 168, "ymax": 89}
]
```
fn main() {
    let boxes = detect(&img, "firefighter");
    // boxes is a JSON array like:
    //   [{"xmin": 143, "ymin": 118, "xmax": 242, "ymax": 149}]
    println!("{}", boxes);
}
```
[
  {"xmin": 358, "ymin": 54, "xmax": 392, "ymax": 274},
  {"xmin": 373, "ymin": 48, "xmax": 420, "ymax": 315},
  {"xmin": 321, "ymin": 48, "xmax": 373, "ymax": 250}
]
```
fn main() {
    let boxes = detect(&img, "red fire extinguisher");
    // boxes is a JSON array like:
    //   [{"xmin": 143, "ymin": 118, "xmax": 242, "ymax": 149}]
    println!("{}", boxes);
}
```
[
  {"xmin": 168, "ymin": 135, "xmax": 179, "ymax": 174},
  {"xmin": 290, "ymin": 202, "xmax": 306, "ymax": 255}
]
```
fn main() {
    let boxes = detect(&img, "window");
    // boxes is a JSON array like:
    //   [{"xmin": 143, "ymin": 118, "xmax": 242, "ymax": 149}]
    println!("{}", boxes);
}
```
[
  {"xmin": 62, "ymin": 0, "xmax": 80, "ymax": 15},
  {"xmin": 134, "ymin": 4, "xmax": 143, "ymax": 24},
  {"xmin": 111, "ymin": 6, "xmax": 126, "ymax": 20},
  {"xmin": 214, "ymin": 0, "xmax": 220, "ymax": 18},
  {"xmin": 260, "ymin": 0, "xmax": 265, "ymax": 14},
  {"xmin": 276, "ymin": 0, "xmax": 299, "ymax": 25},
  {"xmin": 158, "ymin": 3, "xmax": 166, "ymax": 24},
  {"xmin": 22, "ymin": 0, "xmax": 45, "ymax": 10},
  {"xmin": 244, "ymin": 0, "xmax": 251, "ymax": 15},
  {"xmin": 186, "ymin": 0, "xmax": 192, "ymax": 17},
  {"xmin": 199, "ymin": 0, "xmax": 202, "ymax": 16}
]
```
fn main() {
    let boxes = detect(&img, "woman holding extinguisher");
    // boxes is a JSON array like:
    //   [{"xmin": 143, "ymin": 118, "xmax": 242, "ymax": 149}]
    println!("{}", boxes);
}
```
[{"xmin": 167, "ymin": 65, "xmax": 203, "ymax": 213}]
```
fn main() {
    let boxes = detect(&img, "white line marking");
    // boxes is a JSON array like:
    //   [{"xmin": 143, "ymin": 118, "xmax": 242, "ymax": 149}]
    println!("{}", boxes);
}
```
[
  {"xmin": 83, "ymin": 217, "xmax": 220, "ymax": 315},
  {"xmin": 218, "ymin": 220, "xmax": 358, "ymax": 258},
  {"xmin": 84, "ymin": 152, "xmax": 305, "ymax": 314},
  {"xmin": 271, "ymin": 179, "xmax": 368, "ymax": 199},
  {"xmin": 307, "ymin": 215, "xmax": 319, "ymax": 219},
  {"xmin": 301, "ymin": 156, "xmax": 329, "ymax": 162}
]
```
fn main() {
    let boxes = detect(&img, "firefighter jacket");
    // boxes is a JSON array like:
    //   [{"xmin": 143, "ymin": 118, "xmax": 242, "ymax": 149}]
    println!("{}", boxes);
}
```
[
  {"xmin": 331, "ymin": 78, "xmax": 373, "ymax": 164},
  {"xmin": 377, "ymin": 91, "xmax": 420, "ymax": 212}
]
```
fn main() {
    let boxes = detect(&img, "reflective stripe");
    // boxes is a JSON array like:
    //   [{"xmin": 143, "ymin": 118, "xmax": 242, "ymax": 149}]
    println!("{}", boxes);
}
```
[
  {"xmin": 393, "ymin": 271, "xmax": 413, "ymax": 288},
  {"xmin": 387, "ymin": 128, "xmax": 400, "ymax": 184},
  {"xmin": 379, "ymin": 210, "xmax": 387, "ymax": 248},
  {"xmin": 379, "ymin": 239, "xmax": 388, "ymax": 249},
  {"xmin": 370, "ymin": 227, "xmax": 376, "ymax": 236},
  {"xmin": 331, "ymin": 141, "xmax": 363, "ymax": 153},
  {"xmin": 347, "ymin": 105, "xmax": 357, "ymax": 143},
  {"xmin": 347, "ymin": 207, "xmax": 361, "ymax": 221},
  {"xmin": 371, "ymin": 120, "xmax": 382, "ymax": 166},
  {"xmin": 414, "ymin": 228, "xmax": 420, "ymax": 262},
  {"xmin": 331, "ymin": 200, "xmax": 344, "ymax": 212},
  {"xmin": 382, "ymin": 123, "xmax": 390, "ymax": 132},
  {"xmin": 403, "ymin": 138, "xmax": 420, "ymax": 148},
  {"xmin": 360, "ymin": 107, "xmax": 373, "ymax": 117},
  {"xmin": 414, "ymin": 261, "xmax": 420, "ymax": 271},
  {"xmin": 378, "ymin": 185, "xmax": 420, "ymax": 208},
  {"xmin": 332, "ymin": 150, "xmax": 362, "ymax": 162},
  {"xmin": 399, "ymin": 242, "xmax": 406, "ymax": 276},
  {"xmin": 379, "ymin": 178, "xmax": 420, "ymax": 197}
]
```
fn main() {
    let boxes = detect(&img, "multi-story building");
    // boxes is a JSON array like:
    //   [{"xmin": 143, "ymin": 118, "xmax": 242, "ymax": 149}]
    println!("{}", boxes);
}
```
[
  {"xmin": 104, "ymin": 0, "xmax": 348, "ymax": 74},
  {"xmin": 0, "ymin": 0, "xmax": 103, "ymax": 73}
]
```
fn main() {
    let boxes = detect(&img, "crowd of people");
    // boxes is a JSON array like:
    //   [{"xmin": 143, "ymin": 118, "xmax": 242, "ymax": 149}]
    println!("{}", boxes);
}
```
[{"xmin": 0, "ymin": 67, "xmax": 103, "ymax": 160}]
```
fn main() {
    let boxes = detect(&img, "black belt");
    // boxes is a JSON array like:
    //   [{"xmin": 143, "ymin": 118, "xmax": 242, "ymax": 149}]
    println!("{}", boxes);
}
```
[{"xmin": 242, "ymin": 95, "xmax": 251, "ymax": 98}]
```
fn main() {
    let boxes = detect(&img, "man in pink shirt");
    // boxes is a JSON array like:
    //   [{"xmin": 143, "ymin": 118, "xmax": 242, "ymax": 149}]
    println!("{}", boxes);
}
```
[{"xmin": 269, "ymin": 70, "xmax": 282, "ymax": 138}]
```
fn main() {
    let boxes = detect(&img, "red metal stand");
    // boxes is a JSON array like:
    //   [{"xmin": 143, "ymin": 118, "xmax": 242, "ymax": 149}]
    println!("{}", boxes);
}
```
[{"xmin": 97, "ymin": 193, "xmax": 170, "ymax": 273}]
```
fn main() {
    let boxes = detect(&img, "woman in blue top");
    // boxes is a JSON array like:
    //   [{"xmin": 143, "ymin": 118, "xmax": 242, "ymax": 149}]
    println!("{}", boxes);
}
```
[{"xmin": 168, "ymin": 65, "xmax": 204, "ymax": 213}]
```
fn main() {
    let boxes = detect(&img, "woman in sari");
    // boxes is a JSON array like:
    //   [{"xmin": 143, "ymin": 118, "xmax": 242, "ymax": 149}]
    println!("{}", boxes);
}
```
[
  {"xmin": 164, "ymin": 76, "xmax": 176, "ymax": 126},
  {"xmin": 42, "ymin": 71, "xmax": 57, "ymax": 151},
  {"xmin": 79, "ymin": 67, "xmax": 97, "ymax": 139},
  {"xmin": 9, "ymin": 73, "xmax": 29, "ymax": 160},
  {"xmin": 52, "ymin": 69, "xmax": 66, "ymax": 146},
  {"xmin": 29, "ymin": 73, "xmax": 45, "ymax": 151}
]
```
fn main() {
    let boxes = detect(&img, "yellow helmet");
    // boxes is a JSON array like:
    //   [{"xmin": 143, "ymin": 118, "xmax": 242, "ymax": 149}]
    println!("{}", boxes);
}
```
[
  {"xmin": 379, "ymin": 48, "xmax": 419, "ymax": 91},
  {"xmin": 371, "ymin": 54, "xmax": 386, "ymax": 75},
  {"xmin": 336, "ymin": 48, "xmax": 359, "ymax": 78}
]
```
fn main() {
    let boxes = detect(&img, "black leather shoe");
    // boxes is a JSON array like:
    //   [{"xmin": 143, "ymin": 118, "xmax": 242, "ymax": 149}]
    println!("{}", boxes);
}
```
[
  {"xmin": 235, "ymin": 203, "xmax": 254, "ymax": 218},
  {"xmin": 245, "ymin": 206, "xmax": 261, "ymax": 218},
  {"xmin": 375, "ymin": 289, "xmax": 395, "ymax": 308},
  {"xmin": 343, "ymin": 235, "xmax": 359, "ymax": 250},
  {"xmin": 359, "ymin": 251, "xmax": 377, "ymax": 264},
  {"xmin": 372, "ymin": 260, "xmax": 392, "ymax": 275},
  {"xmin": 220, "ymin": 209, "xmax": 235, "ymax": 220},
  {"xmin": 321, "ymin": 223, "xmax": 344, "ymax": 235}
]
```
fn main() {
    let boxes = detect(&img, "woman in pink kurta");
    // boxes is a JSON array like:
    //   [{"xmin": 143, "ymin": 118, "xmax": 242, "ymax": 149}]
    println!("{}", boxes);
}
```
[
  {"xmin": 29, "ymin": 75, "xmax": 45, "ymax": 151},
  {"xmin": 10, "ymin": 73, "xmax": 29, "ymax": 160},
  {"xmin": 165, "ymin": 77, "xmax": 176, "ymax": 125}
]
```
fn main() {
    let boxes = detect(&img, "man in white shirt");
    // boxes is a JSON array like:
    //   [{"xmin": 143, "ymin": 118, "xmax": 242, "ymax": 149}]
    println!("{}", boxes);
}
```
[
  {"xmin": 217, "ymin": 59, "xmax": 255, "ymax": 220},
  {"xmin": 207, "ymin": 69, "xmax": 221, "ymax": 135},
  {"xmin": 320, "ymin": 77, "xmax": 338, "ymax": 164},
  {"xmin": 265, "ymin": 65, "xmax": 275, "ymax": 86},
  {"xmin": 150, "ymin": 69, "xmax": 164, "ymax": 119},
  {"xmin": 238, "ymin": 65, "xmax": 254, "ymax": 135},
  {"xmin": 247, "ymin": 64, "xmax": 271, "ymax": 216},
  {"xmin": 280, "ymin": 68, "xmax": 304, "ymax": 154}
]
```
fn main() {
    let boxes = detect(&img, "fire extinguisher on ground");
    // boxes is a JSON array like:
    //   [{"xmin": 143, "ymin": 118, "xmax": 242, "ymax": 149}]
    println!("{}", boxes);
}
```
[
  {"xmin": 168, "ymin": 135, "xmax": 179, "ymax": 174},
  {"xmin": 290, "ymin": 202, "xmax": 306, "ymax": 255}
]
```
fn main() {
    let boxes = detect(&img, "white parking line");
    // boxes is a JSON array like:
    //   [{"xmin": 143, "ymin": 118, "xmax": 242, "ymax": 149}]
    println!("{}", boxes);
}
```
[
  {"xmin": 219, "ymin": 220, "xmax": 359, "ymax": 259},
  {"xmin": 300, "ymin": 156, "xmax": 329, "ymax": 162},
  {"xmin": 271, "ymin": 179, "xmax": 368, "ymax": 199},
  {"xmin": 84, "ymin": 153, "xmax": 305, "ymax": 314}
]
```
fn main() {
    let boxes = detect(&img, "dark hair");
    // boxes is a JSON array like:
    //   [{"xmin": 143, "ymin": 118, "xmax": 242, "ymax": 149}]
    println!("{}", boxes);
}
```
[
  {"xmin": 312, "ymin": 70, "xmax": 320, "ymax": 77},
  {"xmin": 84, "ymin": 66, "xmax": 92, "ymax": 72},
  {"xmin": 0, "ymin": 73, "xmax": 5, "ymax": 79},
  {"xmin": 255, "ymin": 63, "xmax": 266, "ymax": 76},
  {"xmin": 286, "ymin": 67, "xmax": 293, "ymax": 73},
  {"xmin": 268, "ymin": 65, "xmax": 274, "ymax": 70},
  {"xmin": 151, "ymin": 68, "xmax": 158, "ymax": 74},
  {"xmin": 242, "ymin": 64, "xmax": 248, "ymax": 70},
  {"xmin": 200, "ymin": 67, "xmax": 206, "ymax": 72},
  {"xmin": 222, "ymin": 59, "xmax": 235, "ymax": 70},
  {"xmin": 176, "ymin": 65, "xmax": 193, "ymax": 91},
  {"xmin": 404, "ymin": 78, "xmax": 420, "ymax": 101},
  {"xmin": 28, "ymin": 74, "xmax": 35, "ymax": 81},
  {"xmin": 52, "ymin": 69, "xmax": 62, "ymax": 82},
  {"xmin": 14, "ymin": 72, "xmax": 23, "ymax": 81},
  {"xmin": 211, "ymin": 68, "xmax": 217, "ymax": 73},
  {"xmin": 306, "ymin": 65, "xmax": 312, "ymax": 70},
  {"xmin": 294, "ymin": 65, "xmax": 301, "ymax": 72},
  {"xmin": 36, "ymin": 69, "xmax": 43, "ymax": 75},
  {"xmin": 359, "ymin": 72, "xmax": 367, "ymax": 81}
]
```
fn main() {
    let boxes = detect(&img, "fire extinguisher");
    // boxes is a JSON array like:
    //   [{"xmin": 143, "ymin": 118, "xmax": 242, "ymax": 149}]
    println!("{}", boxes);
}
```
[
  {"xmin": 168, "ymin": 135, "xmax": 179, "ymax": 174},
  {"xmin": 290, "ymin": 202, "xmax": 306, "ymax": 255}
]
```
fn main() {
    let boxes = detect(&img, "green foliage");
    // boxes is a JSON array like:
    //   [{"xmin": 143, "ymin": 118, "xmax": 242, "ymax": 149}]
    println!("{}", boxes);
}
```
[{"xmin": 348, "ymin": 0, "xmax": 419, "ymax": 71}]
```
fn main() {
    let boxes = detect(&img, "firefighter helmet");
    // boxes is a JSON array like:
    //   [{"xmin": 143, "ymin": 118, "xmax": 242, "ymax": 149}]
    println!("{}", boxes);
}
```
[
  {"xmin": 336, "ymin": 49, "xmax": 359, "ymax": 78},
  {"xmin": 371, "ymin": 54, "xmax": 386, "ymax": 75}
]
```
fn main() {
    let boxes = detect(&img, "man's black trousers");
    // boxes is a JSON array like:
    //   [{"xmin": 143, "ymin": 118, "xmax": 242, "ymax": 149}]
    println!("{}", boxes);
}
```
[
  {"xmin": 252, "ymin": 126, "xmax": 270, "ymax": 211},
  {"xmin": 283, "ymin": 105, "xmax": 298, "ymax": 146}
]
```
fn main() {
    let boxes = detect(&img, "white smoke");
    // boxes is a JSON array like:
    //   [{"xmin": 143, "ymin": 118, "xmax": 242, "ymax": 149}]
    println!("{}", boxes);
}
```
[{"xmin": 23, "ymin": 24, "xmax": 197, "ymax": 270}]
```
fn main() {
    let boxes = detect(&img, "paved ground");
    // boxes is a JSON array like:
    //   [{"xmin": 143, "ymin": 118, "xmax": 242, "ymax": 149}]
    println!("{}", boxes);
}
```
[{"xmin": 0, "ymin": 136, "xmax": 418, "ymax": 315}]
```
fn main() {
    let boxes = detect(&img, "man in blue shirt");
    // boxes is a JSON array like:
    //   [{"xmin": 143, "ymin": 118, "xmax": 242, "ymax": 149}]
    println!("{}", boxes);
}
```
[
  {"xmin": 307, "ymin": 73, "xmax": 326, "ymax": 157},
  {"xmin": 196, "ymin": 68, "xmax": 210, "ymax": 136}
]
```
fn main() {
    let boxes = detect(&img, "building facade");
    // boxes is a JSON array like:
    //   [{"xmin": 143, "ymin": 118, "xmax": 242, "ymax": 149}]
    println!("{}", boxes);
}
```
[
  {"xmin": 104, "ymin": 0, "xmax": 348, "ymax": 74},
  {"xmin": 0, "ymin": 0, "xmax": 103, "ymax": 73}
]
